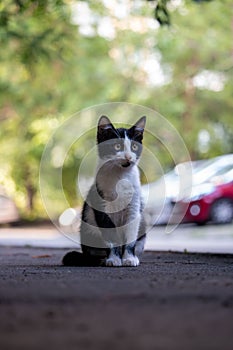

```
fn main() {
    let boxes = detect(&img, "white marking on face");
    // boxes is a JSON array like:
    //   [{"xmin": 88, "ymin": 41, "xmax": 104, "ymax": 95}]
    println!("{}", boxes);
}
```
[
  {"xmin": 124, "ymin": 133, "xmax": 131, "ymax": 154},
  {"xmin": 124, "ymin": 134, "xmax": 135, "ymax": 162}
]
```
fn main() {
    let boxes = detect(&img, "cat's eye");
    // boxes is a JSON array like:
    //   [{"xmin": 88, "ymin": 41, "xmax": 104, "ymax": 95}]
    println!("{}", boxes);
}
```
[
  {"xmin": 132, "ymin": 143, "xmax": 139, "ymax": 151},
  {"xmin": 114, "ymin": 143, "xmax": 121, "ymax": 151}
]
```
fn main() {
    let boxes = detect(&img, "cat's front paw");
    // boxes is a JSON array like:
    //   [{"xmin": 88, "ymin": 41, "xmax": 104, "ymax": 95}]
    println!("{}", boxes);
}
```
[
  {"xmin": 105, "ymin": 256, "xmax": 122, "ymax": 267},
  {"xmin": 122, "ymin": 256, "xmax": 139, "ymax": 267}
]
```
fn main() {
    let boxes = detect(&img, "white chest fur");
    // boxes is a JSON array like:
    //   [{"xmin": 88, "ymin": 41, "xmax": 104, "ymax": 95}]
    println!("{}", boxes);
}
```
[{"xmin": 97, "ymin": 165, "xmax": 141, "ymax": 226}]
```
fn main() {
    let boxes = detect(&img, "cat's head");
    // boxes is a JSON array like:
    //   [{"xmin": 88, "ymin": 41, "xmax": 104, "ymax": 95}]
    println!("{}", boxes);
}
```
[{"xmin": 97, "ymin": 116, "xmax": 146, "ymax": 169}]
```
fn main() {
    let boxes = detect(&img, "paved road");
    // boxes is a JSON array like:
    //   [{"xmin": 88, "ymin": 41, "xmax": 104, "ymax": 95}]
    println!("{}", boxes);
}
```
[
  {"xmin": 0, "ymin": 223, "xmax": 233, "ymax": 253},
  {"xmin": 146, "ymin": 223, "xmax": 233, "ymax": 254},
  {"xmin": 0, "ymin": 246, "xmax": 233, "ymax": 350}
]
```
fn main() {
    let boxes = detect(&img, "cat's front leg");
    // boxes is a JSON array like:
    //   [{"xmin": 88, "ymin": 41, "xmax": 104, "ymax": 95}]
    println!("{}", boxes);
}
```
[
  {"xmin": 121, "ymin": 215, "xmax": 141, "ymax": 267},
  {"xmin": 122, "ymin": 243, "xmax": 139, "ymax": 267},
  {"xmin": 105, "ymin": 246, "xmax": 122, "ymax": 267}
]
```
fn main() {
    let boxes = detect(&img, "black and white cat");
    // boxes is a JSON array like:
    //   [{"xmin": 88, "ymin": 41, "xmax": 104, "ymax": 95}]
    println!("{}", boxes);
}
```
[{"xmin": 62, "ymin": 116, "xmax": 146, "ymax": 267}]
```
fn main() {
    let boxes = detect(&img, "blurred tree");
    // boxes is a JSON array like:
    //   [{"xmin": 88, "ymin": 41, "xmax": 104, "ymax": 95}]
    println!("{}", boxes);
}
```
[
  {"xmin": 0, "ymin": 0, "xmax": 150, "ymax": 217},
  {"xmin": 0, "ymin": 0, "xmax": 232, "ymax": 219},
  {"xmin": 144, "ymin": 0, "xmax": 233, "ymax": 158},
  {"xmin": 0, "ymin": 0, "xmax": 78, "ymax": 216}
]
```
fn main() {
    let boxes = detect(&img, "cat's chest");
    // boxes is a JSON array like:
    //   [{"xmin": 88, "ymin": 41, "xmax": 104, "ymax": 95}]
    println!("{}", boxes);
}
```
[
  {"xmin": 96, "ymin": 167, "xmax": 141, "ymax": 222},
  {"xmin": 104, "ymin": 179, "xmax": 135, "ymax": 214}
]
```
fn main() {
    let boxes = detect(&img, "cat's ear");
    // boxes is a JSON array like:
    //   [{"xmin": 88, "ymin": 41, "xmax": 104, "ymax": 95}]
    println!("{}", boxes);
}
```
[
  {"xmin": 97, "ymin": 116, "xmax": 118, "ymax": 143},
  {"xmin": 134, "ymin": 116, "xmax": 146, "ymax": 132},
  {"xmin": 98, "ymin": 116, "xmax": 115, "ymax": 132},
  {"xmin": 128, "ymin": 116, "xmax": 146, "ymax": 143}
]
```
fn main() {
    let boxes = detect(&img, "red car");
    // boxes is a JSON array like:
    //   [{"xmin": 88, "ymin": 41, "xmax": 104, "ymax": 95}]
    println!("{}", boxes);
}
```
[{"xmin": 177, "ymin": 178, "xmax": 233, "ymax": 225}]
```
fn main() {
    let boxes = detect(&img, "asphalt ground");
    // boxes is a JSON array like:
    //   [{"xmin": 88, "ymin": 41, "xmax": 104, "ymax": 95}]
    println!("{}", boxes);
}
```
[{"xmin": 0, "ymin": 246, "xmax": 233, "ymax": 350}]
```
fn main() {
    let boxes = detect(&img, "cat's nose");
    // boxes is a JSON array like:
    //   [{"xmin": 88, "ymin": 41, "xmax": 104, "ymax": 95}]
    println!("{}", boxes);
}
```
[{"xmin": 125, "ymin": 153, "xmax": 132, "ymax": 161}]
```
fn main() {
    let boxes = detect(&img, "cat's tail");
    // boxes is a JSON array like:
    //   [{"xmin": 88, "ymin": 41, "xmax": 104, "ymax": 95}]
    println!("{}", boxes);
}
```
[{"xmin": 62, "ymin": 251, "xmax": 103, "ymax": 267}]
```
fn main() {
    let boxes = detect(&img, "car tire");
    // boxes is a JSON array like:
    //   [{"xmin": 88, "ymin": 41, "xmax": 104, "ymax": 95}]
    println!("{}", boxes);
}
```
[
  {"xmin": 210, "ymin": 198, "xmax": 233, "ymax": 224},
  {"xmin": 196, "ymin": 221, "xmax": 207, "ymax": 226}
]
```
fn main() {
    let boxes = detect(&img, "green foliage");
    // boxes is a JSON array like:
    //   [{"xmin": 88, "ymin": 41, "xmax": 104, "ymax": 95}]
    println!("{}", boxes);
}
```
[
  {"xmin": 151, "ymin": 0, "xmax": 233, "ymax": 158},
  {"xmin": 0, "ymin": 0, "xmax": 232, "ymax": 219}
]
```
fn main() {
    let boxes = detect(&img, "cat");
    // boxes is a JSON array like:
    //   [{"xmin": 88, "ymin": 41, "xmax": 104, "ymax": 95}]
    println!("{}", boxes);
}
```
[{"xmin": 62, "ymin": 115, "xmax": 146, "ymax": 267}]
